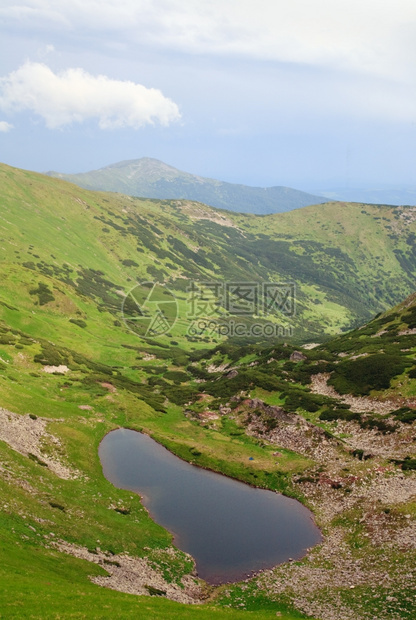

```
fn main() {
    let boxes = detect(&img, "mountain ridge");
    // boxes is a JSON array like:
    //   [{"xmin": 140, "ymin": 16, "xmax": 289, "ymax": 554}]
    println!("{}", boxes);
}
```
[
  {"xmin": 2, "ymin": 162, "xmax": 416, "ymax": 343},
  {"xmin": 46, "ymin": 157, "xmax": 330, "ymax": 214}
]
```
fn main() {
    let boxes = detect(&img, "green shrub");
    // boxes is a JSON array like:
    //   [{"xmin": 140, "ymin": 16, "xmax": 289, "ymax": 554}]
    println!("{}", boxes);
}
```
[
  {"xmin": 103, "ymin": 559, "xmax": 121, "ymax": 567},
  {"xmin": 391, "ymin": 457, "xmax": 416, "ymax": 471},
  {"xmin": 28, "ymin": 453, "xmax": 48, "ymax": 467},
  {"xmin": 145, "ymin": 585, "xmax": 166, "ymax": 597},
  {"xmin": 163, "ymin": 370, "xmax": 188, "ymax": 383},
  {"xmin": 360, "ymin": 417, "xmax": 397, "ymax": 434},
  {"xmin": 186, "ymin": 365, "xmax": 211, "ymax": 380},
  {"xmin": 295, "ymin": 476, "xmax": 319, "ymax": 484},
  {"xmin": 49, "ymin": 501, "xmax": 65, "ymax": 511},
  {"xmin": 0, "ymin": 335, "xmax": 16, "ymax": 345},
  {"xmin": 284, "ymin": 388, "xmax": 330, "ymax": 413},
  {"xmin": 403, "ymin": 307, "xmax": 416, "ymax": 329},
  {"xmin": 393, "ymin": 407, "xmax": 416, "ymax": 424},
  {"xmin": 69, "ymin": 318, "xmax": 87, "ymax": 329},
  {"xmin": 114, "ymin": 507, "xmax": 130, "ymax": 515},
  {"xmin": 320, "ymin": 408, "xmax": 361, "ymax": 422},
  {"xmin": 163, "ymin": 385, "xmax": 197, "ymax": 406},
  {"xmin": 402, "ymin": 457, "xmax": 416, "ymax": 471},
  {"xmin": 264, "ymin": 417, "xmax": 278, "ymax": 431},
  {"xmin": 29, "ymin": 282, "xmax": 55, "ymax": 305},
  {"xmin": 328, "ymin": 354, "xmax": 410, "ymax": 395},
  {"xmin": 19, "ymin": 337, "xmax": 34, "ymax": 346},
  {"xmin": 289, "ymin": 361, "xmax": 336, "ymax": 384},
  {"xmin": 408, "ymin": 367, "xmax": 416, "ymax": 379},
  {"xmin": 34, "ymin": 343, "xmax": 67, "ymax": 366}
]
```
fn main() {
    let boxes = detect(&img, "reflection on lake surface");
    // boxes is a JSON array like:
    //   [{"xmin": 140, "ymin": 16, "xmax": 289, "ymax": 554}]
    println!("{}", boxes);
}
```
[{"xmin": 99, "ymin": 429, "xmax": 322, "ymax": 584}]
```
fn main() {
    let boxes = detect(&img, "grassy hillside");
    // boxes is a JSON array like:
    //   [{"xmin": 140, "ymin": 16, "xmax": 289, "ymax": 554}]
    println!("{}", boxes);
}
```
[
  {"xmin": 3, "ymin": 164, "xmax": 416, "ymax": 346},
  {"xmin": 181, "ymin": 296, "xmax": 416, "ymax": 619},
  {"xmin": 0, "ymin": 163, "xmax": 415, "ymax": 619},
  {"xmin": 187, "ymin": 292, "xmax": 416, "ymax": 422},
  {"xmin": 46, "ymin": 157, "xmax": 330, "ymax": 215}
]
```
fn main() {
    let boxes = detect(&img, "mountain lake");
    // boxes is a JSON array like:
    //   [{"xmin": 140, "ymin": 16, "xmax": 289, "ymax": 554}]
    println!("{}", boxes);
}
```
[{"xmin": 99, "ymin": 428, "xmax": 322, "ymax": 584}]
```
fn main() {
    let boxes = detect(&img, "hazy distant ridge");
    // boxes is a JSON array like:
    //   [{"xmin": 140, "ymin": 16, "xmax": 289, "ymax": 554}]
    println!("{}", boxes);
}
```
[
  {"xmin": 47, "ymin": 157, "xmax": 329, "ymax": 214},
  {"xmin": 319, "ymin": 186, "xmax": 416, "ymax": 206}
]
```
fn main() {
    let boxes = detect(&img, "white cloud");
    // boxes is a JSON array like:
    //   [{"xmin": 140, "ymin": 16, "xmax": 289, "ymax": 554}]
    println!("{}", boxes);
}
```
[
  {"xmin": 1, "ymin": 1, "xmax": 415, "ymax": 81},
  {"xmin": 0, "ymin": 121, "xmax": 13, "ymax": 132},
  {"xmin": 0, "ymin": 62, "xmax": 181, "ymax": 129}
]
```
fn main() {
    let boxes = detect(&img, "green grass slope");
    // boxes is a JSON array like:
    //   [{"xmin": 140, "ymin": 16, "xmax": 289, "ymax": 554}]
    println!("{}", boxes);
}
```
[
  {"xmin": 187, "ymin": 291, "xmax": 416, "ymax": 422},
  {"xmin": 314, "ymin": 290, "xmax": 416, "ymax": 404},
  {"xmin": 179, "ymin": 299, "xmax": 416, "ymax": 620},
  {"xmin": 2, "ymin": 163, "xmax": 416, "ymax": 345},
  {"xmin": 0, "ymin": 164, "xmax": 319, "ymax": 618},
  {"xmin": 0, "ymin": 163, "xmax": 416, "ymax": 618}
]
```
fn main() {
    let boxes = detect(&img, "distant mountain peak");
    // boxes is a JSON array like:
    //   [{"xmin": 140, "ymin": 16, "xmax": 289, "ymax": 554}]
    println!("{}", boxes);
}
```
[{"xmin": 46, "ymin": 158, "xmax": 330, "ymax": 214}]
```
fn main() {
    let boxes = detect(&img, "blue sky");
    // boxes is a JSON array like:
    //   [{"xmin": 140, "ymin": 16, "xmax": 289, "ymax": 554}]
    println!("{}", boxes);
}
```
[{"xmin": 0, "ymin": 0, "xmax": 415, "ymax": 191}]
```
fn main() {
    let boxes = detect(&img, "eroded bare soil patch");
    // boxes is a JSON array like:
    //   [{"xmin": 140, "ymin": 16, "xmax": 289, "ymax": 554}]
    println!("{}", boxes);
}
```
[{"xmin": 0, "ymin": 407, "xmax": 79, "ymax": 479}]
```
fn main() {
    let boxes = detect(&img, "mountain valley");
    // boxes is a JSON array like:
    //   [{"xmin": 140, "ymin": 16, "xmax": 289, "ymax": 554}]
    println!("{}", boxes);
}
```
[{"xmin": 0, "ymin": 163, "xmax": 415, "ymax": 619}]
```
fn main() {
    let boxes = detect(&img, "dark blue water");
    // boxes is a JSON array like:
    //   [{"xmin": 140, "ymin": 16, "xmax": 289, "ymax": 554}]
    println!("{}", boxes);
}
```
[{"xmin": 99, "ymin": 429, "xmax": 321, "ymax": 584}]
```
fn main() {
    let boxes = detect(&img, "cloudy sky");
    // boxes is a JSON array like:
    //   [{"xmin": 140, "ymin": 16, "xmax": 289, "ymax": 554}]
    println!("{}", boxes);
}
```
[{"xmin": 0, "ymin": 0, "xmax": 415, "ymax": 190}]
